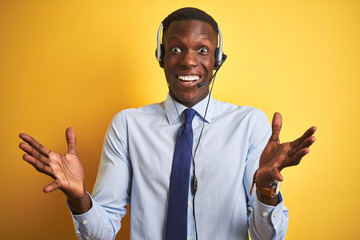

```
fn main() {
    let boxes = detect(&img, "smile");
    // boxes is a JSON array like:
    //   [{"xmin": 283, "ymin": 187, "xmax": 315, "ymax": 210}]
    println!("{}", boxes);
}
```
[{"xmin": 177, "ymin": 75, "xmax": 201, "ymax": 81}]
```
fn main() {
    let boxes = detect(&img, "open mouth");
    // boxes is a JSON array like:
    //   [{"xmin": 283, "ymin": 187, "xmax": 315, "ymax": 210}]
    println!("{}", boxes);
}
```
[{"xmin": 176, "ymin": 74, "xmax": 201, "ymax": 82}]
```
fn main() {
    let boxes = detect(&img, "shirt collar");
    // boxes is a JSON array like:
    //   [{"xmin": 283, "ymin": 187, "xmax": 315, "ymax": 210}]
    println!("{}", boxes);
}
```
[{"xmin": 164, "ymin": 94, "xmax": 214, "ymax": 125}]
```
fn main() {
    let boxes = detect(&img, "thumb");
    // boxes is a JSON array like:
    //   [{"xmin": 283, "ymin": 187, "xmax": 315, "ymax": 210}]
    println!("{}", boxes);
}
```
[
  {"xmin": 269, "ymin": 112, "xmax": 282, "ymax": 143},
  {"xmin": 66, "ymin": 127, "xmax": 78, "ymax": 155},
  {"xmin": 271, "ymin": 168, "xmax": 284, "ymax": 182},
  {"xmin": 43, "ymin": 179, "xmax": 61, "ymax": 193}
]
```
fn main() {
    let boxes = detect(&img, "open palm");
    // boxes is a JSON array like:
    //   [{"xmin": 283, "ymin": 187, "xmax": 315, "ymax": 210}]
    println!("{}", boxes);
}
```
[
  {"xmin": 19, "ymin": 127, "xmax": 85, "ymax": 199},
  {"xmin": 256, "ymin": 113, "xmax": 317, "ymax": 188}
]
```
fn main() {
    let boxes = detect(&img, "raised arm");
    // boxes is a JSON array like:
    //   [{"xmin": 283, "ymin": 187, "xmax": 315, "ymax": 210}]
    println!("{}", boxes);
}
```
[
  {"xmin": 255, "ymin": 112, "xmax": 317, "ymax": 205},
  {"xmin": 19, "ymin": 127, "xmax": 91, "ymax": 214}
]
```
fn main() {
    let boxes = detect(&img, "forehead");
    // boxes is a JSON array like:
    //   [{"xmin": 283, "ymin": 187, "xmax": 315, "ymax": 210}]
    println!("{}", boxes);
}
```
[{"xmin": 163, "ymin": 20, "xmax": 217, "ymax": 44}]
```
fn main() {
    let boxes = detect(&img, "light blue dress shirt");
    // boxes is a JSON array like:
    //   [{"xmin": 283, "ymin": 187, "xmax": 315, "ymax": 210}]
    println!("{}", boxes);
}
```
[{"xmin": 71, "ymin": 94, "xmax": 289, "ymax": 240}]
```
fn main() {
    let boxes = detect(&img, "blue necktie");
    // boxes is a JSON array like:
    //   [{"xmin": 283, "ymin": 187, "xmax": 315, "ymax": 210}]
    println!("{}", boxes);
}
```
[{"xmin": 166, "ymin": 108, "xmax": 196, "ymax": 240}]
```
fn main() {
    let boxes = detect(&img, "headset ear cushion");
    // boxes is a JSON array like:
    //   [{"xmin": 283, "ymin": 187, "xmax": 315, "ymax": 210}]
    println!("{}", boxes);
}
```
[
  {"xmin": 155, "ymin": 48, "xmax": 159, "ymax": 60},
  {"xmin": 214, "ymin": 48, "xmax": 220, "ymax": 69},
  {"xmin": 155, "ymin": 45, "xmax": 165, "ymax": 68}
]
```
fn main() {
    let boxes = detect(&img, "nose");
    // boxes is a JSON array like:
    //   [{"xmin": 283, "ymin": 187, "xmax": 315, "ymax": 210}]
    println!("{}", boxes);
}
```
[{"xmin": 180, "ymin": 50, "xmax": 198, "ymax": 68}]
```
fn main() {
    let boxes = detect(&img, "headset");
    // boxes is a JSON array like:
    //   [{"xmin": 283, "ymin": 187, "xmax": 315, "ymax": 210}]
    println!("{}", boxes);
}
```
[{"xmin": 155, "ymin": 22, "xmax": 227, "ymax": 68}]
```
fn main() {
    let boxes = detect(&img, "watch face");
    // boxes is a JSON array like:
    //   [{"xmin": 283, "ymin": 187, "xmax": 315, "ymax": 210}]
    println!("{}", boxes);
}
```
[{"xmin": 275, "ymin": 181, "xmax": 281, "ymax": 195}]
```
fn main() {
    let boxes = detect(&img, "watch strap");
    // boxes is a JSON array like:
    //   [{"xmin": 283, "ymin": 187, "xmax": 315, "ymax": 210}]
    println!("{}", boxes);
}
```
[{"xmin": 250, "ymin": 169, "xmax": 281, "ymax": 198}]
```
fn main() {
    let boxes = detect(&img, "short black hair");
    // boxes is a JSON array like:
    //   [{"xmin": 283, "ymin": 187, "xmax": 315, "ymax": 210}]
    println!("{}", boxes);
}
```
[{"xmin": 162, "ymin": 7, "xmax": 218, "ymax": 35}]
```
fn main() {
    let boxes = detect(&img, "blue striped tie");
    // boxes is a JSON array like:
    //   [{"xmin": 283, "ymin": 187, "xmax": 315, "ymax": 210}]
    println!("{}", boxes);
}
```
[{"xmin": 166, "ymin": 108, "xmax": 196, "ymax": 240}]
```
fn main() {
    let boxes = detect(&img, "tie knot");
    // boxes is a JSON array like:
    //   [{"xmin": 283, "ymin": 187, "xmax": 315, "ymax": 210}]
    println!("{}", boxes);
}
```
[{"xmin": 183, "ymin": 108, "xmax": 196, "ymax": 123}]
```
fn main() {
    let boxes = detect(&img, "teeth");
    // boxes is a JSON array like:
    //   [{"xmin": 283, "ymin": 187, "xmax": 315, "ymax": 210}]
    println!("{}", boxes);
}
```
[{"xmin": 177, "ymin": 75, "xmax": 200, "ymax": 81}]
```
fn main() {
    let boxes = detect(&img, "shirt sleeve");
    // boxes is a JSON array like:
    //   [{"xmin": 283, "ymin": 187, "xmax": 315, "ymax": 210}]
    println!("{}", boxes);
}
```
[
  {"xmin": 249, "ymin": 192, "xmax": 288, "ymax": 240},
  {"xmin": 70, "ymin": 194, "xmax": 121, "ymax": 240},
  {"xmin": 244, "ymin": 109, "xmax": 289, "ymax": 240},
  {"xmin": 69, "ymin": 112, "xmax": 132, "ymax": 240}
]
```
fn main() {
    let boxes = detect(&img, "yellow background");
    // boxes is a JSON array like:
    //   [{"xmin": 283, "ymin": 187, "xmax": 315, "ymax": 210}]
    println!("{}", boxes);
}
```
[{"xmin": 1, "ymin": 0, "xmax": 359, "ymax": 239}]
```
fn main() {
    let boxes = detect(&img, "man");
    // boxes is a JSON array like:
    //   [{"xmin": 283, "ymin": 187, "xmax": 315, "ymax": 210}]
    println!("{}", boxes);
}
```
[{"xmin": 19, "ymin": 7, "xmax": 316, "ymax": 240}]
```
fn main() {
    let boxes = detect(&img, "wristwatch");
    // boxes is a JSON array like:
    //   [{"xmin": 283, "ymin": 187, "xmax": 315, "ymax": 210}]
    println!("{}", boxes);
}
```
[{"xmin": 250, "ymin": 169, "xmax": 281, "ymax": 198}]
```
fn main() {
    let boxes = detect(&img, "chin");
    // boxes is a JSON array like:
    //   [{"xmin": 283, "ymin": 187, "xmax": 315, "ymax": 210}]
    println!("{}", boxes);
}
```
[{"xmin": 172, "ymin": 91, "xmax": 208, "ymax": 107}]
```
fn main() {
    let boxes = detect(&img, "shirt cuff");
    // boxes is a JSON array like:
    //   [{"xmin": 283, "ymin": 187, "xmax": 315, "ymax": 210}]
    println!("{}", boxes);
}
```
[
  {"xmin": 254, "ymin": 191, "xmax": 285, "ymax": 224},
  {"xmin": 67, "ymin": 193, "xmax": 101, "ymax": 239}
]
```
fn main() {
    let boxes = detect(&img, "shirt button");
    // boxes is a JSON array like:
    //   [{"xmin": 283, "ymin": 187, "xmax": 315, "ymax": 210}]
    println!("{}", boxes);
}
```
[
  {"xmin": 188, "ymin": 202, "xmax": 193, "ymax": 207},
  {"xmin": 188, "ymin": 238, "xmax": 193, "ymax": 240},
  {"xmin": 273, "ymin": 212, "xmax": 278, "ymax": 217},
  {"xmin": 82, "ymin": 220, "xmax": 88, "ymax": 225},
  {"xmin": 262, "ymin": 212, "xmax": 268, "ymax": 217}
]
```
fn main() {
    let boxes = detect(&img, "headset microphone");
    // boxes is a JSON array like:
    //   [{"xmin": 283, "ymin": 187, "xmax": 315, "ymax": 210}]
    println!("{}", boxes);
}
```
[
  {"xmin": 197, "ymin": 81, "xmax": 210, "ymax": 88},
  {"xmin": 197, "ymin": 54, "xmax": 227, "ymax": 88}
]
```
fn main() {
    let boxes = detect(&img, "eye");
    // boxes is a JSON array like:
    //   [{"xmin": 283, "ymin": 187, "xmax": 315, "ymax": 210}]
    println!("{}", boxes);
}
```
[
  {"xmin": 171, "ymin": 47, "xmax": 181, "ymax": 53},
  {"xmin": 198, "ymin": 47, "xmax": 209, "ymax": 54}
]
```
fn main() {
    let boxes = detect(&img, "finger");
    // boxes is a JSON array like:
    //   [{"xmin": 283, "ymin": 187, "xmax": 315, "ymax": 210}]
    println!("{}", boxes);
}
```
[
  {"xmin": 66, "ymin": 127, "xmax": 78, "ymax": 155},
  {"xmin": 290, "ymin": 126, "xmax": 317, "ymax": 149},
  {"xmin": 269, "ymin": 112, "xmax": 282, "ymax": 143},
  {"xmin": 19, "ymin": 142, "xmax": 50, "ymax": 165},
  {"xmin": 288, "ymin": 136, "xmax": 316, "ymax": 157},
  {"xmin": 19, "ymin": 133, "xmax": 51, "ymax": 157},
  {"xmin": 43, "ymin": 179, "xmax": 62, "ymax": 193},
  {"xmin": 281, "ymin": 148, "xmax": 310, "ymax": 169},
  {"xmin": 22, "ymin": 153, "xmax": 54, "ymax": 177}
]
